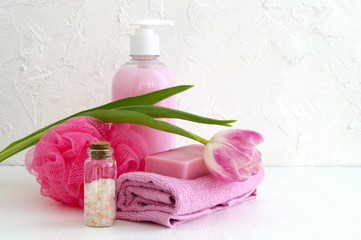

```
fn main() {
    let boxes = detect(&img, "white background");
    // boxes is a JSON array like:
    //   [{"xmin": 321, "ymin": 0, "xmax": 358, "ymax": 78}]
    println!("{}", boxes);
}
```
[{"xmin": 1, "ymin": 0, "xmax": 361, "ymax": 166}]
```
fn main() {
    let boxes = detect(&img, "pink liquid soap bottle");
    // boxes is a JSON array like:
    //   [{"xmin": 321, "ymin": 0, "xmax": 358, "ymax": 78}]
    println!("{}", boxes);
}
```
[{"xmin": 112, "ymin": 19, "xmax": 176, "ymax": 154}]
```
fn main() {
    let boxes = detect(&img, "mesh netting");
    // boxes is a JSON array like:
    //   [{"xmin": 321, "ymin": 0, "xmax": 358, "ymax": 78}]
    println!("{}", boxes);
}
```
[
  {"xmin": 25, "ymin": 117, "xmax": 150, "ymax": 208},
  {"xmin": 108, "ymin": 123, "xmax": 151, "ymax": 175}
]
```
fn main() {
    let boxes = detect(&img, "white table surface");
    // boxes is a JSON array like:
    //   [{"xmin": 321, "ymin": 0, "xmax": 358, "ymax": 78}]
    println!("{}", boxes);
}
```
[{"xmin": 0, "ymin": 166, "xmax": 360, "ymax": 240}]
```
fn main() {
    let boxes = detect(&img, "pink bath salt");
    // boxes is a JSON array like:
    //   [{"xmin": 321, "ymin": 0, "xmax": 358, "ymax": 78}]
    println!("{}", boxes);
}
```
[{"xmin": 144, "ymin": 144, "xmax": 210, "ymax": 179}]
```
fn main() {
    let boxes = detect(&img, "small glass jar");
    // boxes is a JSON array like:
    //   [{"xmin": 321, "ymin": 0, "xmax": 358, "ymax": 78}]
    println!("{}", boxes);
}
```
[{"xmin": 84, "ymin": 141, "xmax": 117, "ymax": 227}]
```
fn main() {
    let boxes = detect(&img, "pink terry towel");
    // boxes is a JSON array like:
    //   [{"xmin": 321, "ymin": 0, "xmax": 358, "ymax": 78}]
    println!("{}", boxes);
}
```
[{"xmin": 116, "ymin": 166, "xmax": 264, "ymax": 227}]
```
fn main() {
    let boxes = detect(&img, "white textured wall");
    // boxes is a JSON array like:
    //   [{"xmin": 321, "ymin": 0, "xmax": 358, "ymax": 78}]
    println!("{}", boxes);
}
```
[{"xmin": 1, "ymin": 0, "xmax": 361, "ymax": 166}]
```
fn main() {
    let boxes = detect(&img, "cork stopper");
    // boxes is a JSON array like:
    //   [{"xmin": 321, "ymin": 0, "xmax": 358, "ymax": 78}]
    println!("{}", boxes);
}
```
[
  {"xmin": 89, "ymin": 141, "xmax": 112, "ymax": 160},
  {"xmin": 89, "ymin": 141, "xmax": 111, "ymax": 150}
]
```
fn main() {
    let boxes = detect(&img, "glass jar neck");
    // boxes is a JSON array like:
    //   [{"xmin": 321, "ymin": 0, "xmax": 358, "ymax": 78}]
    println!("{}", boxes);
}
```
[{"xmin": 87, "ymin": 149, "xmax": 113, "ymax": 160}]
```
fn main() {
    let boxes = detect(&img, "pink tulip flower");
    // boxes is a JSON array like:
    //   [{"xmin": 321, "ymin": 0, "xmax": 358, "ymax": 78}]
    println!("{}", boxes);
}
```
[{"xmin": 204, "ymin": 129, "xmax": 264, "ymax": 182}]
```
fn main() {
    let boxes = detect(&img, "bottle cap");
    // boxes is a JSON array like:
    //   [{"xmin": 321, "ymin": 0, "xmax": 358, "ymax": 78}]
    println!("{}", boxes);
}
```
[{"xmin": 129, "ymin": 19, "xmax": 174, "ymax": 56}]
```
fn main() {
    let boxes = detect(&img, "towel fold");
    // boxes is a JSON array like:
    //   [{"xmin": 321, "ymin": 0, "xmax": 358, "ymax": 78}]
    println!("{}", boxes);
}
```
[{"xmin": 116, "ymin": 166, "xmax": 264, "ymax": 227}]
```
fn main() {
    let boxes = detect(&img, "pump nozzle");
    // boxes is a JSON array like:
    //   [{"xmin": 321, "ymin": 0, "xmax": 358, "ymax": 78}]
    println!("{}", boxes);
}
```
[{"xmin": 129, "ymin": 19, "xmax": 174, "ymax": 56}]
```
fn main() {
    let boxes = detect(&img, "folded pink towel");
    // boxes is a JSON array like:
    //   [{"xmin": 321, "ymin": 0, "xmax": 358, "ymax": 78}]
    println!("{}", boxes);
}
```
[{"xmin": 116, "ymin": 166, "xmax": 264, "ymax": 227}]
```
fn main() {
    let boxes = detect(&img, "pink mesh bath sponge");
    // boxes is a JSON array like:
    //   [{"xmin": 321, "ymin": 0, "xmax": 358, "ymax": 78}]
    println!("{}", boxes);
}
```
[
  {"xmin": 25, "ymin": 117, "xmax": 150, "ymax": 208},
  {"xmin": 108, "ymin": 123, "xmax": 151, "ymax": 176}
]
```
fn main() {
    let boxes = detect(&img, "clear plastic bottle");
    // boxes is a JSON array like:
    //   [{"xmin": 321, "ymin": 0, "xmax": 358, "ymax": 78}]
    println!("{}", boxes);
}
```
[
  {"xmin": 112, "ymin": 55, "xmax": 176, "ymax": 154},
  {"xmin": 112, "ymin": 19, "xmax": 176, "ymax": 154},
  {"xmin": 84, "ymin": 141, "xmax": 117, "ymax": 227}
]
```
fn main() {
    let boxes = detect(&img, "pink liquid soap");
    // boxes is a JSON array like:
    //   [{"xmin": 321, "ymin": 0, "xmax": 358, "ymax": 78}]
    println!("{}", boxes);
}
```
[{"xmin": 112, "ymin": 60, "xmax": 176, "ymax": 154}]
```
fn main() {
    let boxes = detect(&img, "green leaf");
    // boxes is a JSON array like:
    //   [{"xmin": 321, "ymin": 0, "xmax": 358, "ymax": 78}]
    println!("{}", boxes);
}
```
[
  {"xmin": 80, "ymin": 110, "xmax": 209, "ymax": 145},
  {"xmin": 116, "ymin": 105, "xmax": 236, "ymax": 126},
  {"xmin": 0, "ymin": 85, "xmax": 193, "ymax": 162},
  {"xmin": 84, "ymin": 85, "xmax": 194, "ymax": 112},
  {"xmin": 0, "ymin": 131, "xmax": 46, "ymax": 164}
]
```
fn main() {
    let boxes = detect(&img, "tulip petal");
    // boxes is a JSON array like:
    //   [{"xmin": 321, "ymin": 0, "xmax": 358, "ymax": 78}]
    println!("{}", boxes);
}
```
[{"xmin": 213, "ymin": 146, "xmax": 242, "ymax": 181}]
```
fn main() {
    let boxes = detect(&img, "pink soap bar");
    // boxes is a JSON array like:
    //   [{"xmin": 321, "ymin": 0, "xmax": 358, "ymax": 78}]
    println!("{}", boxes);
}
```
[{"xmin": 144, "ymin": 144, "xmax": 210, "ymax": 179}]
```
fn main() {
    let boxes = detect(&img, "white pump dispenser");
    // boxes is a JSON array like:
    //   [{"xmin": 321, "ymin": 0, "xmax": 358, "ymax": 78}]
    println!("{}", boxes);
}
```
[{"xmin": 130, "ymin": 19, "xmax": 174, "ymax": 56}]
